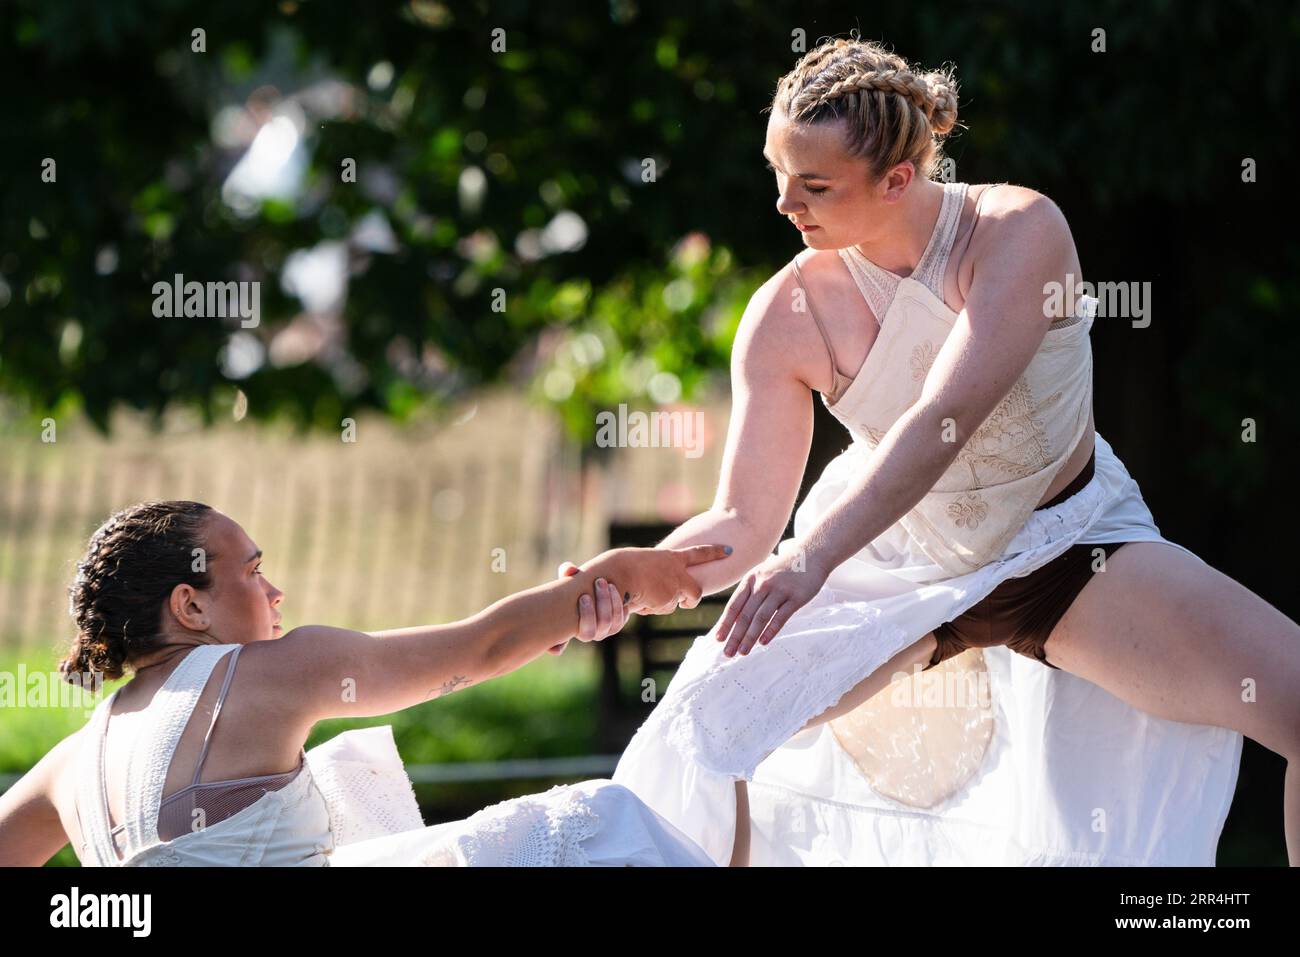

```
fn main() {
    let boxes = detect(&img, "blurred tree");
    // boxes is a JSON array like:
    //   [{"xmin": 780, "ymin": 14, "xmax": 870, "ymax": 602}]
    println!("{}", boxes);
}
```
[
  {"xmin": 0, "ymin": 0, "xmax": 780, "ymax": 436},
  {"xmin": 1, "ymin": 0, "xmax": 1295, "ymax": 459},
  {"xmin": 0, "ymin": 0, "xmax": 1296, "ymax": 497}
]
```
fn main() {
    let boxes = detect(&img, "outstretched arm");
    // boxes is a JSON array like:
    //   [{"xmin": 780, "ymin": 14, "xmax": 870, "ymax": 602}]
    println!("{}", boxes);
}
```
[
  {"xmin": 631, "ymin": 268, "xmax": 822, "ymax": 610},
  {"xmin": 715, "ymin": 190, "xmax": 1081, "ymax": 656},
  {"xmin": 264, "ymin": 544, "xmax": 731, "ymax": 724}
]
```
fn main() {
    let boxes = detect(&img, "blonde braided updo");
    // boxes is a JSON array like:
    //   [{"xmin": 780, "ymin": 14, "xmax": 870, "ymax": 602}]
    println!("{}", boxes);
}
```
[{"xmin": 771, "ymin": 35, "xmax": 962, "ymax": 183}]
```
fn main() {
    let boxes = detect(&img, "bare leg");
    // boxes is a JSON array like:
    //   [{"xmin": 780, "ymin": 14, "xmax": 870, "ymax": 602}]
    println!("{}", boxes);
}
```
[
  {"xmin": 1043, "ymin": 542, "xmax": 1300, "ymax": 864},
  {"xmin": 729, "ymin": 781, "xmax": 750, "ymax": 867}
]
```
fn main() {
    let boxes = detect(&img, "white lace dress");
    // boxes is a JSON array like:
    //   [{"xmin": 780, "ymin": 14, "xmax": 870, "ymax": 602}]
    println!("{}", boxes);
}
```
[
  {"xmin": 327, "ymin": 772, "xmax": 715, "ymax": 867},
  {"xmin": 315, "ymin": 720, "xmax": 713, "ymax": 867},
  {"xmin": 612, "ymin": 433, "xmax": 1243, "ymax": 866}
]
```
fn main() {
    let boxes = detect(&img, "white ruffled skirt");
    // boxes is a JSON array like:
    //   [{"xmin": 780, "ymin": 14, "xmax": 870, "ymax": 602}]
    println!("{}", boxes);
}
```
[
  {"xmin": 308, "ymin": 728, "xmax": 715, "ymax": 867},
  {"xmin": 611, "ymin": 432, "xmax": 1243, "ymax": 866}
]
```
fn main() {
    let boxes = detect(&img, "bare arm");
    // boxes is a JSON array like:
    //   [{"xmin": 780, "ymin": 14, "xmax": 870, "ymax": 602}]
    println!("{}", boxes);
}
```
[
  {"xmin": 649, "ymin": 273, "xmax": 819, "ymax": 598},
  {"xmin": 0, "ymin": 733, "xmax": 77, "ymax": 866},
  {"xmin": 797, "ymin": 190, "xmax": 1077, "ymax": 575},
  {"xmin": 264, "ymin": 545, "xmax": 730, "ymax": 723}
]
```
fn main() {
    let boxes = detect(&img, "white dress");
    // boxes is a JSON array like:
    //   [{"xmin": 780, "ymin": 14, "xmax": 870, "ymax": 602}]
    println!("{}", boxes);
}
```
[
  {"xmin": 611, "ymin": 184, "xmax": 1243, "ymax": 866},
  {"xmin": 613, "ymin": 433, "xmax": 1242, "ymax": 866},
  {"xmin": 73, "ymin": 643, "xmax": 715, "ymax": 867}
]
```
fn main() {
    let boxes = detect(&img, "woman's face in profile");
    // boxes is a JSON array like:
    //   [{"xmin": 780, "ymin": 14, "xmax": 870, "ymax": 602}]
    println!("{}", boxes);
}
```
[
  {"xmin": 190, "ymin": 512, "xmax": 285, "ymax": 644},
  {"xmin": 763, "ymin": 108, "xmax": 884, "ymax": 250}
]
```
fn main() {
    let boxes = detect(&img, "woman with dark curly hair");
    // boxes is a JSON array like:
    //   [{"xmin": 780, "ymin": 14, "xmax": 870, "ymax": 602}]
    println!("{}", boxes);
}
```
[{"xmin": 0, "ymin": 500, "xmax": 728, "ymax": 866}]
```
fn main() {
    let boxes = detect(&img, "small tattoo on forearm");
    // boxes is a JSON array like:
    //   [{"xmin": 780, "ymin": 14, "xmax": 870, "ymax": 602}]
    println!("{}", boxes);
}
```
[{"xmin": 426, "ymin": 675, "xmax": 471, "ymax": 700}]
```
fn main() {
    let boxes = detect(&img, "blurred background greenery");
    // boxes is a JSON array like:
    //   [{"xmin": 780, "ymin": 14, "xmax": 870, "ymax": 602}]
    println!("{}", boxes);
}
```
[{"xmin": 1, "ymin": 0, "xmax": 1296, "ymax": 864}]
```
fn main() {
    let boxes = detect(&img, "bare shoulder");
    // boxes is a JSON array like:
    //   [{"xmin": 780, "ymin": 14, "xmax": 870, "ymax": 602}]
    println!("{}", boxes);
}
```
[
  {"xmin": 966, "ymin": 183, "xmax": 1076, "ymax": 278},
  {"xmin": 236, "ymin": 629, "xmax": 330, "ymax": 721},
  {"xmin": 735, "ymin": 252, "xmax": 849, "ymax": 391},
  {"xmin": 0, "ymin": 727, "xmax": 87, "ymax": 864},
  {"xmin": 974, "ymin": 183, "xmax": 1072, "ymax": 247},
  {"xmin": 43, "ymin": 726, "xmax": 87, "ymax": 783},
  {"xmin": 239, "ymin": 625, "xmax": 371, "ymax": 728},
  {"xmin": 9, "ymin": 725, "xmax": 85, "ymax": 815},
  {"xmin": 743, "ymin": 250, "xmax": 863, "ymax": 392}
]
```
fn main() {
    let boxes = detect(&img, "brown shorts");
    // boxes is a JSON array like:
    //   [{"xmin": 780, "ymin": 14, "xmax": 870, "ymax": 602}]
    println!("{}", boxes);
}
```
[{"xmin": 924, "ymin": 449, "xmax": 1132, "ymax": 671}]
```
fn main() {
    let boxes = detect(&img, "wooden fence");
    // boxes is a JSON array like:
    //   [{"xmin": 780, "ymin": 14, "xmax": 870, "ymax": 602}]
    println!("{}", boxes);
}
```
[{"xmin": 0, "ymin": 387, "xmax": 729, "ymax": 652}]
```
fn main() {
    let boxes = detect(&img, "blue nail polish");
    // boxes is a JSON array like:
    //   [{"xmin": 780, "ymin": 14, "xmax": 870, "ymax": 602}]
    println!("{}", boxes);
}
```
[{"xmin": 724, "ymin": 546, "xmax": 733, "ymax": 554}]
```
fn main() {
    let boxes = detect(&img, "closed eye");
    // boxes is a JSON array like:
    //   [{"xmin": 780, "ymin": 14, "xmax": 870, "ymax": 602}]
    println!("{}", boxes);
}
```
[{"xmin": 767, "ymin": 162, "xmax": 828, "ymax": 194}]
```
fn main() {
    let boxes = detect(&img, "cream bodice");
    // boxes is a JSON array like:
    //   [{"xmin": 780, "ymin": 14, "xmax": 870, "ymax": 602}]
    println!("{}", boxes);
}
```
[{"xmin": 794, "ymin": 180, "xmax": 1098, "ymax": 576}]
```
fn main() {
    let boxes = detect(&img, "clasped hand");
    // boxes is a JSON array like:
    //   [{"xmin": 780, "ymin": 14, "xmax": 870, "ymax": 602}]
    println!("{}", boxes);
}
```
[
  {"xmin": 713, "ymin": 543, "xmax": 829, "ymax": 657},
  {"xmin": 547, "ymin": 544, "xmax": 732, "ymax": 655}
]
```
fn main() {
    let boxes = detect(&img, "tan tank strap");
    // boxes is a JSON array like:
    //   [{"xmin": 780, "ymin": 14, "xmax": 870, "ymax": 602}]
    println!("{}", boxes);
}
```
[{"xmin": 792, "ymin": 255, "xmax": 851, "ymax": 403}]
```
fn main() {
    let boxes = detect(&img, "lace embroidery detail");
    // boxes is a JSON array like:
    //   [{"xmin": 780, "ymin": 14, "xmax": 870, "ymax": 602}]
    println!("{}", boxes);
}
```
[
  {"xmin": 815, "ymin": 183, "xmax": 1094, "ymax": 575},
  {"xmin": 659, "ymin": 594, "xmax": 918, "ymax": 779},
  {"xmin": 947, "ymin": 492, "xmax": 989, "ymax": 529},
  {"xmin": 837, "ymin": 182, "xmax": 967, "ymax": 320},
  {"xmin": 131, "ymin": 847, "xmax": 184, "ymax": 867},
  {"xmin": 306, "ymin": 727, "xmax": 425, "ymax": 845},
  {"xmin": 427, "ymin": 784, "xmax": 600, "ymax": 866},
  {"xmin": 910, "ymin": 340, "xmax": 938, "ymax": 381},
  {"xmin": 954, "ymin": 378, "xmax": 1056, "ymax": 479},
  {"xmin": 848, "ymin": 378, "xmax": 1063, "ymax": 488}
]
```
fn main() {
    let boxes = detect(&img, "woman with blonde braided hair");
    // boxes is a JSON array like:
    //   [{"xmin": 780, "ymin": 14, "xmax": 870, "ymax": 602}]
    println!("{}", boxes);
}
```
[{"xmin": 612, "ymin": 35, "xmax": 1300, "ymax": 866}]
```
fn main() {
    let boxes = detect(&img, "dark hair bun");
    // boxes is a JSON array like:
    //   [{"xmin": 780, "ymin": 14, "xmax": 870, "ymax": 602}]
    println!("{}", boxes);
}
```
[{"xmin": 60, "ymin": 501, "xmax": 214, "ymax": 685}]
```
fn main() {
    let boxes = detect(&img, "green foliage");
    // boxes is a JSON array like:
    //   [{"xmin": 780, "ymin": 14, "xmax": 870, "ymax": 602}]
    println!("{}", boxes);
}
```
[
  {"xmin": 0, "ymin": 0, "xmax": 792, "ymax": 439},
  {"xmin": 528, "ymin": 234, "xmax": 760, "ymax": 445},
  {"xmin": 3, "ymin": 0, "xmax": 1296, "ymax": 478}
]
